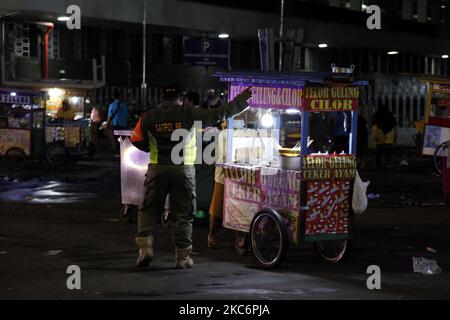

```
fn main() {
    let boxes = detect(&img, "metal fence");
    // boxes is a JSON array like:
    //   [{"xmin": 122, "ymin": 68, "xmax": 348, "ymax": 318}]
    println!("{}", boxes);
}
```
[
  {"xmin": 361, "ymin": 77, "xmax": 428, "ymax": 129},
  {"xmin": 97, "ymin": 77, "xmax": 430, "ymax": 129}
]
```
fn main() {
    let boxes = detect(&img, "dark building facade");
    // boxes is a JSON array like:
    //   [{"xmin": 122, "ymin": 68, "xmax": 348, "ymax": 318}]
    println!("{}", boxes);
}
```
[{"xmin": 1, "ymin": 0, "xmax": 450, "ymax": 140}]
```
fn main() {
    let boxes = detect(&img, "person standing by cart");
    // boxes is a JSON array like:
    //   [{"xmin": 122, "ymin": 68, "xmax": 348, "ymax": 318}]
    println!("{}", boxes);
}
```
[
  {"xmin": 130, "ymin": 85, "xmax": 252, "ymax": 269},
  {"xmin": 103, "ymin": 91, "xmax": 129, "ymax": 154},
  {"xmin": 207, "ymin": 120, "xmax": 247, "ymax": 254},
  {"xmin": 55, "ymin": 99, "xmax": 75, "ymax": 121},
  {"xmin": 372, "ymin": 103, "xmax": 397, "ymax": 169}
]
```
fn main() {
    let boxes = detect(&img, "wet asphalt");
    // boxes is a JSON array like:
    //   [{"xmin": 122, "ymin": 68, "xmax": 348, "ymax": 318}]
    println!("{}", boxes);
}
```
[{"xmin": 0, "ymin": 147, "xmax": 449, "ymax": 300}]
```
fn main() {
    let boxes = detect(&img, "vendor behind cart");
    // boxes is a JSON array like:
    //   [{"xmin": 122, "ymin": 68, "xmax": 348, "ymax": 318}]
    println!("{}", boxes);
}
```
[
  {"xmin": 130, "ymin": 84, "xmax": 252, "ymax": 269},
  {"xmin": 101, "ymin": 91, "xmax": 129, "ymax": 154},
  {"xmin": 55, "ymin": 99, "xmax": 75, "ymax": 121}
]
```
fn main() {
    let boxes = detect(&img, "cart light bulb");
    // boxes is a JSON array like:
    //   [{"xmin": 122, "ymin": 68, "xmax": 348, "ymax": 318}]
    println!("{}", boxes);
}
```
[
  {"xmin": 261, "ymin": 113, "xmax": 274, "ymax": 128},
  {"xmin": 70, "ymin": 97, "xmax": 79, "ymax": 104}
]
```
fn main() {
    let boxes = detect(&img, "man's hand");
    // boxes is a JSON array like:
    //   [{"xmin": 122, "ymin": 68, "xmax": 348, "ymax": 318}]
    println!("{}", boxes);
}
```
[{"xmin": 238, "ymin": 86, "xmax": 253, "ymax": 101}]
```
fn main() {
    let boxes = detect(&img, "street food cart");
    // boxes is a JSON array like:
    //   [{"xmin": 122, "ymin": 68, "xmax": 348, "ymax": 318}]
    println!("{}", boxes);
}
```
[
  {"xmin": 214, "ymin": 70, "xmax": 368, "ymax": 268},
  {"xmin": 0, "ymin": 87, "xmax": 92, "ymax": 170},
  {"xmin": 0, "ymin": 89, "xmax": 47, "ymax": 170},
  {"xmin": 419, "ymin": 79, "xmax": 450, "ymax": 202},
  {"xmin": 42, "ymin": 86, "xmax": 95, "ymax": 162}
]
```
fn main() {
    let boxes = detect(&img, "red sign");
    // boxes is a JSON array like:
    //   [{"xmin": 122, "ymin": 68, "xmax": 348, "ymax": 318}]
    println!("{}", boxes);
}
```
[
  {"xmin": 303, "ymin": 86, "xmax": 360, "ymax": 112},
  {"xmin": 432, "ymin": 82, "xmax": 450, "ymax": 92}
]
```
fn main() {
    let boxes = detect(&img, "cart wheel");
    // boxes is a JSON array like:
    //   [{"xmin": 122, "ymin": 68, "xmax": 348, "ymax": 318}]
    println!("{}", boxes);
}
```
[
  {"xmin": 433, "ymin": 140, "xmax": 449, "ymax": 175},
  {"xmin": 5, "ymin": 148, "xmax": 27, "ymax": 171},
  {"xmin": 250, "ymin": 209, "xmax": 289, "ymax": 269},
  {"xmin": 46, "ymin": 143, "xmax": 68, "ymax": 166},
  {"xmin": 314, "ymin": 239, "xmax": 352, "ymax": 264},
  {"xmin": 120, "ymin": 204, "xmax": 137, "ymax": 223}
]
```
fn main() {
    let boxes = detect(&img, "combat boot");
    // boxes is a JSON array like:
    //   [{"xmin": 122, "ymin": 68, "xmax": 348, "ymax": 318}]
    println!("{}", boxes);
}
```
[
  {"xmin": 135, "ymin": 236, "xmax": 154, "ymax": 267},
  {"xmin": 175, "ymin": 246, "xmax": 194, "ymax": 269}
]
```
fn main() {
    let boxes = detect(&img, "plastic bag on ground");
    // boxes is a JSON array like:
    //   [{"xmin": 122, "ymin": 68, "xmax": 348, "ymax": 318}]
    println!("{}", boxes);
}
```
[
  {"xmin": 352, "ymin": 171, "xmax": 370, "ymax": 215},
  {"xmin": 413, "ymin": 257, "xmax": 442, "ymax": 275}
]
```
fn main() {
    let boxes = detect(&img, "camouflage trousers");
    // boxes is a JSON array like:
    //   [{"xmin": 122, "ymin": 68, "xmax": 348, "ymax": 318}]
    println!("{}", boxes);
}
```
[{"xmin": 137, "ymin": 164, "xmax": 196, "ymax": 250}]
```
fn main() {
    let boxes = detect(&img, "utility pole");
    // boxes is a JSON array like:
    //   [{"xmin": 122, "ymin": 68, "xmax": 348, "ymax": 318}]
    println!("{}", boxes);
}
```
[
  {"xmin": 141, "ymin": 0, "xmax": 148, "ymax": 108},
  {"xmin": 279, "ymin": 0, "xmax": 285, "ymax": 71}
]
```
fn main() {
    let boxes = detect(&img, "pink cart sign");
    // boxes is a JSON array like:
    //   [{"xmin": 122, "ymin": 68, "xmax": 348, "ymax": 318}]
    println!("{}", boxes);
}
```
[{"xmin": 229, "ymin": 84, "xmax": 304, "ymax": 110}]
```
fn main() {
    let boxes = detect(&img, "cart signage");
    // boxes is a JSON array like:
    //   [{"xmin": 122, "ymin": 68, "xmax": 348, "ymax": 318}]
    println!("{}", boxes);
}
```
[
  {"xmin": 432, "ymin": 82, "xmax": 450, "ymax": 93},
  {"xmin": 0, "ymin": 93, "xmax": 31, "ymax": 105},
  {"xmin": 303, "ymin": 86, "xmax": 360, "ymax": 112},
  {"xmin": 229, "ymin": 85, "xmax": 304, "ymax": 110},
  {"xmin": 423, "ymin": 125, "xmax": 450, "ymax": 156},
  {"xmin": 302, "ymin": 155, "xmax": 357, "ymax": 180},
  {"xmin": 222, "ymin": 166, "xmax": 301, "ymax": 243},
  {"xmin": 302, "ymin": 155, "xmax": 355, "ymax": 239},
  {"xmin": 229, "ymin": 85, "xmax": 359, "ymax": 111},
  {"xmin": 0, "ymin": 129, "xmax": 31, "ymax": 156},
  {"xmin": 305, "ymin": 179, "xmax": 351, "ymax": 238}
]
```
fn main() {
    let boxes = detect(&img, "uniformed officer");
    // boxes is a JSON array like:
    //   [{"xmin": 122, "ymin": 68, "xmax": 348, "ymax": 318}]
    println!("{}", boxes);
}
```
[{"xmin": 130, "ymin": 85, "xmax": 252, "ymax": 268}]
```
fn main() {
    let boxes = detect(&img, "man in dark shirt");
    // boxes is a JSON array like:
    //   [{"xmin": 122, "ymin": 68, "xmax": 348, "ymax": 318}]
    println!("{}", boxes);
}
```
[{"xmin": 130, "ymin": 85, "xmax": 252, "ymax": 269}]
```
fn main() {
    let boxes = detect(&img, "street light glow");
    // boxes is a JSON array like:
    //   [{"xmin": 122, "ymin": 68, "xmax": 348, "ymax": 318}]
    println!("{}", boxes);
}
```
[
  {"xmin": 218, "ymin": 33, "xmax": 229, "ymax": 39},
  {"xmin": 57, "ymin": 16, "xmax": 70, "ymax": 22},
  {"xmin": 443, "ymin": 55, "xmax": 449, "ymax": 59},
  {"xmin": 387, "ymin": 51, "xmax": 399, "ymax": 55},
  {"xmin": 318, "ymin": 43, "xmax": 328, "ymax": 48}
]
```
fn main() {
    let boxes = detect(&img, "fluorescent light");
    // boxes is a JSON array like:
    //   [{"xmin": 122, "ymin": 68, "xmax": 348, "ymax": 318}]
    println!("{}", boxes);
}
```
[
  {"xmin": 57, "ymin": 16, "xmax": 70, "ymax": 22},
  {"xmin": 318, "ymin": 43, "xmax": 328, "ymax": 48},
  {"xmin": 261, "ymin": 113, "xmax": 274, "ymax": 128},
  {"xmin": 286, "ymin": 109, "xmax": 300, "ymax": 115},
  {"xmin": 218, "ymin": 33, "xmax": 229, "ymax": 39},
  {"xmin": 387, "ymin": 51, "xmax": 399, "ymax": 55},
  {"xmin": 443, "ymin": 55, "xmax": 449, "ymax": 59},
  {"xmin": 48, "ymin": 88, "xmax": 65, "ymax": 99}
]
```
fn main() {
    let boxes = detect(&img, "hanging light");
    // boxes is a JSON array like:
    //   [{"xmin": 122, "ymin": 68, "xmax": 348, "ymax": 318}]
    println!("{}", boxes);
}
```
[{"xmin": 261, "ymin": 112, "xmax": 274, "ymax": 128}]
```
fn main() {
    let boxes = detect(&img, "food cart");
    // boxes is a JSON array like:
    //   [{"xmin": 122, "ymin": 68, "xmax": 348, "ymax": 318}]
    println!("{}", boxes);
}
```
[
  {"xmin": 419, "ymin": 79, "xmax": 450, "ymax": 202},
  {"xmin": 0, "ymin": 89, "xmax": 47, "ymax": 170},
  {"xmin": 214, "ymin": 70, "xmax": 368, "ymax": 268},
  {"xmin": 0, "ymin": 87, "xmax": 92, "ymax": 170}
]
